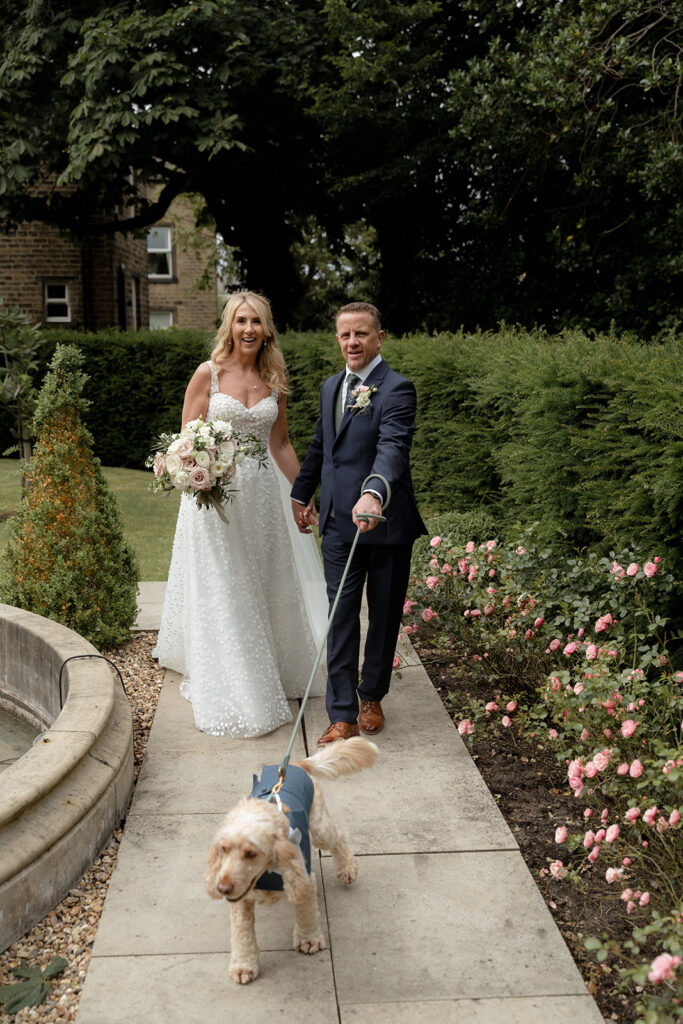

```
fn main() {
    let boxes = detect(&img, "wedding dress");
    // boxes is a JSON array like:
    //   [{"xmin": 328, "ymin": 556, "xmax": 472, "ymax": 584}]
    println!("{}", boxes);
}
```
[{"xmin": 153, "ymin": 362, "xmax": 327, "ymax": 737}]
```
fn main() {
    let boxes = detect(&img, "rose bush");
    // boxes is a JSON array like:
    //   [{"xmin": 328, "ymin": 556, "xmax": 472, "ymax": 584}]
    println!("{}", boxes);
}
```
[{"xmin": 406, "ymin": 527, "xmax": 682, "ymax": 1023}]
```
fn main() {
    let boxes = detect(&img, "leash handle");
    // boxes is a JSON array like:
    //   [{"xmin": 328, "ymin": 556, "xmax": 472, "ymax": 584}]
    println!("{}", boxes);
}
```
[{"xmin": 277, "ymin": 474, "xmax": 392, "ymax": 779}]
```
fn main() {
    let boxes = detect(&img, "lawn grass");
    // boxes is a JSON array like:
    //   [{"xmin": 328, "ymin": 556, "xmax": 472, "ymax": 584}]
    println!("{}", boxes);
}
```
[{"xmin": 0, "ymin": 459, "xmax": 179, "ymax": 581}]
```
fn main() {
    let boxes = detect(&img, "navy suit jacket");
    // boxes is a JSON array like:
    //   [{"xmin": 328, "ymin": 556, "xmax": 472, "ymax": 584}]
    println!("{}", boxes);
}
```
[{"xmin": 292, "ymin": 359, "xmax": 426, "ymax": 545}]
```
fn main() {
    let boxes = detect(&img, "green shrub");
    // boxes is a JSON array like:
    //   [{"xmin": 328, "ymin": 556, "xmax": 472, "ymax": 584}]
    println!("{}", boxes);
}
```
[{"xmin": 0, "ymin": 345, "xmax": 139, "ymax": 647}]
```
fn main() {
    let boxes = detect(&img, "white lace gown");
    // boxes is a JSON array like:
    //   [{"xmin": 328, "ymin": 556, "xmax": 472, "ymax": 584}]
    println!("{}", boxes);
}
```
[{"xmin": 153, "ymin": 363, "xmax": 327, "ymax": 737}]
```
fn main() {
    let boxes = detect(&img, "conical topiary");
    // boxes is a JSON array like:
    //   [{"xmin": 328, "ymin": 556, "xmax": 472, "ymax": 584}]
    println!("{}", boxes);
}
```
[{"xmin": 0, "ymin": 344, "xmax": 139, "ymax": 648}]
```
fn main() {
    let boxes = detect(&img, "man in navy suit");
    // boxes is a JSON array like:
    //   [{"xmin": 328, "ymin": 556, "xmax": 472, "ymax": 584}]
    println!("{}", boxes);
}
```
[{"xmin": 291, "ymin": 302, "xmax": 426, "ymax": 744}]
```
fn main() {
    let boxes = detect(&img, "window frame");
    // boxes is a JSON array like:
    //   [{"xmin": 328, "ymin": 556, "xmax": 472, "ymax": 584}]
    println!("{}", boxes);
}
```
[{"xmin": 44, "ymin": 281, "xmax": 72, "ymax": 323}]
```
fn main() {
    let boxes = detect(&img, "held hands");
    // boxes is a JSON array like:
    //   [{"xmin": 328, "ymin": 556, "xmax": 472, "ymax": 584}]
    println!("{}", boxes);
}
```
[
  {"xmin": 292, "ymin": 499, "xmax": 318, "ymax": 534},
  {"xmin": 352, "ymin": 492, "xmax": 382, "ymax": 533}
]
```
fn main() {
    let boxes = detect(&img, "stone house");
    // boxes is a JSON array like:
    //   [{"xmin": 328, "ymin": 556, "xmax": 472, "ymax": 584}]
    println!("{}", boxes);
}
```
[{"xmin": 0, "ymin": 192, "xmax": 217, "ymax": 331}]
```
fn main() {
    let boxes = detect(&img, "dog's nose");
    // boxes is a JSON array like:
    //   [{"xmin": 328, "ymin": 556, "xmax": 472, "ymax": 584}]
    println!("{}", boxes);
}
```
[{"xmin": 217, "ymin": 879, "xmax": 233, "ymax": 895}]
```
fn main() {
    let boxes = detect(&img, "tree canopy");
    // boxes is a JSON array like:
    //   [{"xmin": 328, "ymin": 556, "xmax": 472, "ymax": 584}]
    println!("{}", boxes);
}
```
[{"xmin": 1, "ymin": 0, "xmax": 681, "ymax": 333}]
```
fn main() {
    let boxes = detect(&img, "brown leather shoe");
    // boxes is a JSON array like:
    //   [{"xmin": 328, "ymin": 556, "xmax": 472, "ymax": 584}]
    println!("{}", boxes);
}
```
[
  {"xmin": 359, "ymin": 700, "xmax": 385, "ymax": 734},
  {"xmin": 317, "ymin": 721, "xmax": 360, "ymax": 745}
]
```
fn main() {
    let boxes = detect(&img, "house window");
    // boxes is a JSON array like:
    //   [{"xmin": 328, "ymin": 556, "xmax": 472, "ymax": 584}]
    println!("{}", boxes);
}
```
[
  {"xmin": 149, "ymin": 310, "xmax": 174, "ymax": 330},
  {"xmin": 44, "ymin": 282, "xmax": 71, "ymax": 322},
  {"xmin": 147, "ymin": 226, "xmax": 173, "ymax": 278}
]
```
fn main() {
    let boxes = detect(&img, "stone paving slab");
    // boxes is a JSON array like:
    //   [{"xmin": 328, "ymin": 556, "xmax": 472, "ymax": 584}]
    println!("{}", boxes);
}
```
[
  {"xmin": 323, "ymin": 851, "xmax": 589, "ymax": 1004},
  {"xmin": 132, "ymin": 677, "xmax": 306, "ymax": 815},
  {"xmin": 305, "ymin": 671, "xmax": 517, "ymax": 855},
  {"xmin": 340, "ymin": 995, "xmax": 605, "ymax": 1023},
  {"xmin": 76, "ymin": 951, "xmax": 338, "ymax": 1024}
]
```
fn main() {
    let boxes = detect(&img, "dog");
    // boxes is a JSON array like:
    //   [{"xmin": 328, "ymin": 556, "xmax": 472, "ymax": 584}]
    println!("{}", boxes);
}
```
[{"xmin": 206, "ymin": 736, "xmax": 378, "ymax": 984}]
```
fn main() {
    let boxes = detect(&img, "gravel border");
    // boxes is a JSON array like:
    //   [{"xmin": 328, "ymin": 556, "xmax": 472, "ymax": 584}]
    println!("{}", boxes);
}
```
[{"xmin": 0, "ymin": 632, "xmax": 164, "ymax": 1022}]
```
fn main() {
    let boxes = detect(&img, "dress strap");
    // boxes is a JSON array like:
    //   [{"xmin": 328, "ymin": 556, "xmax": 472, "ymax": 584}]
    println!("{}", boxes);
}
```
[{"xmin": 207, "ymin": 360, "xmax": 220, "ymax": 396}]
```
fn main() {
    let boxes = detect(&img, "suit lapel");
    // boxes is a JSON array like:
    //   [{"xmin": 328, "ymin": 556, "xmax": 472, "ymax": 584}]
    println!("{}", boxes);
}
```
[
  {"xmin": 333, "ymin": 360, "xmax": 389, "ymax": 446},
  {"xmin": 325, "ymin": 371, "xmax": 345, "ymax": 441}
]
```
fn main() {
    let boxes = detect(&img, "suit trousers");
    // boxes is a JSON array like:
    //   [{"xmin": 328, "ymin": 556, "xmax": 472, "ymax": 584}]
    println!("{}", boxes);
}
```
[{"xmin": 321, "ymin": 517, "xmax": 413, "ymax": 723}]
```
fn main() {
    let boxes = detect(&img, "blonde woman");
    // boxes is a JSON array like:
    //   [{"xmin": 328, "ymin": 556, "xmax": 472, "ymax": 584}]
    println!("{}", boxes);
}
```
[{"xmin": 154, "ymin": 292, "xmax": 326, "ymax": 737}]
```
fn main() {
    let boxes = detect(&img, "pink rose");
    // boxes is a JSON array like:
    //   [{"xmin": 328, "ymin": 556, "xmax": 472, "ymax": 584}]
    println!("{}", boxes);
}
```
[
  {"xmin": 549, "ymin": 638, "xmax": 561, "ymax": 651},
  {"xmin": 176, "ymin": 436, "xmax": 194, "ymax": 458},
  {"xmin": 643, "ymin": 561, "xmax": 658, "ymax": 577},
  {"xmin": 516, "ymin": 546, "xmax": 526, "ymax": 555},
  {"xmin": 648, "ymin": 953, "xmax": 681, "ymax": 985},
  {"xmin": 458, "ymin": 719, "xmax": 473, "ymax": 736},
  {"xmin": 548, "ymin": 729, "xmax": 558, "ymax": 739},
  {"xmin": 555, "ymin": 826, "xmax": 567, "ymax": 844},
  {"xmin": 629, "ymin": 759, "xmax": 643, "ymax": 778},
  {"xmin": 501, "ymin": 715, "xmax": 511, "ymax": 727},
  {"xmin": 563, "ymin": 641, "xmax": 577, "ymax": 656},
  {"xmin": 639, "ymin": 891, "xmax": 650, "ymax": 906},
  {"xmin": 392, "ymin": 655, "xmax": 401, "ymax": 670},
  {"xmin": 549, "ymin": 860, "xmax": 566, "ymax": 879},
  {"xmin": 587, "ymin": 846, "xmax": 600, "ymax": 863},
  {"xmin": 605, "ymin": 867, "xmax": 623, "ymax": 883},
  {"xmin": 669, "ymin": 809, "xmax": 681, "ymax": 827},
  {"xmin": 506, "ymin": 701, "xmax": 517, "ymax": 712},
  {"xmin": 594, "ymin": 828, "xmax": 606, "ymax": 843},
  {"xmin": 611, "ymin": 561, "xmax": 623, "ymax": 575},
  {"xmin": 642, "ymin": 806, "xmax": 658, "ymax": 826},
  {"xmin": 617, "ymin": 763, "xmax": 629, "ymax": 776},
  {"xmin": 580, "ymin": 728, "xmax": 590, "ymax": 742},
  {"xmin": 624, "ymin": 807, "xmax": 641, "ymax": 822},
  {"xmin": 153, "ymin": 451, "xmax": 167, "ymax": 477},
  {"xmin": 426, "ymin": 576, "xmax": 439, "ymax": 590},
  {"xmin": 470, "ymin": 608, "xmax": 481, "ymax": 618},
  {"xmin": 484, "ymin": 603, "xmax": 494, "ymax": 615},
  {"xmin": 188, "ymin": 465, "xmax": 211, "ymax": 490},
  {"xmin": 441, "ymin": 563, "xmax": 452, "ymax": 574},
  {"xmin": 486, "ymin": 539, "xmax": 497, "ymax": 551},
  {"xmin": 585, "ymin": 643, "xmax": 598, "ymax": 660},
  {"xmin": 485, "ymin": 701, "xmax": 498, "ymax": 713},
  {"xmin": 430, "ymin": 536, "xmax": 441, "ymax": 547},
  {"xmin": 421, "ymin": 607, "xmax": 437, "ymax": 623},
  {"xmin": 583, "ymin": 830, "xmax": 595, "ymax": 848},
  {"xmin": 534, "ymin": 617, "xmax": 544, "ymax": 628},
  {"xmin": 621, "ymin": 719, "xmax": 637, "ymax": 738},
  {"xmin": 626, "ymin": 562, "xmax": 639, "ymax": 576},
  {"xmin": 465, "ymin": 541, "xmax": 475, "ymax": 553},
  {"xmin": 403, "ymin": 598, "xmax": 417, "ymax": 615},
  {"xmin": 605, "ymin": 824, "xmax": 620, "ymax": 843},
  {"xmin": 584, "ymin": 808, "xmax": 592, "ymax": 818},
  {"xmin": 593, "ymin": 752, "xmax": 608, "ymax": 771}
]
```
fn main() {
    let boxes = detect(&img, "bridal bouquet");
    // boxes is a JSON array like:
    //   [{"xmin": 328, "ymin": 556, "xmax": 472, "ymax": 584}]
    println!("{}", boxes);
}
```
[{"xmin": 146, "ymin": 417, "xmax": 267, "ymax": 523}]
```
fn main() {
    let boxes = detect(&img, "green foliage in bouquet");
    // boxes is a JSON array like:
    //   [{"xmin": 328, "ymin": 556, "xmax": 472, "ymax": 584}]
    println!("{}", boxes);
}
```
[{"xmin": 0, "ymin": 345, "xmax": 139, "ymax": 647}]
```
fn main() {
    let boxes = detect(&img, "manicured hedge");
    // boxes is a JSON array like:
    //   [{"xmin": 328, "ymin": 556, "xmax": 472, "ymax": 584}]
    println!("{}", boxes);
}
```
[{"xmin": 2, "ymin": 325, "xmax": 680, "ymax": 570}]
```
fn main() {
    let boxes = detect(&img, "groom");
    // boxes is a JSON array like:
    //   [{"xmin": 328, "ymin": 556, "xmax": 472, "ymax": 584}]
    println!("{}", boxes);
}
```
[{"xmin": 291, "ymin": 302, "xmax": 426, "ymax": 744}]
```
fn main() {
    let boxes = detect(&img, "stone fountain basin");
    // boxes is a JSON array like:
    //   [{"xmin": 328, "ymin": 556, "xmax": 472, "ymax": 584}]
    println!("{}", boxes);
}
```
[{"xmin": 0, "ymin": 604, "xmax": 133, "ymax": 952}]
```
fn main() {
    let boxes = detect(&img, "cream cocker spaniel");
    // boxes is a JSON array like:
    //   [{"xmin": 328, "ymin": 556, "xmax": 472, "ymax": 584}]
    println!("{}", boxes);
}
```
[{"xmin": 206, "ymin": 736, "xmax": 378, "ymax": 984}]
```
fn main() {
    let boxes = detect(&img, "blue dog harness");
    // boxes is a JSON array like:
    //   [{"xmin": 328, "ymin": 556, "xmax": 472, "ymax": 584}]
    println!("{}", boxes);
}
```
[{"xmin": 250, "ymin": 764, "xmax": 314, "ymax": 892}]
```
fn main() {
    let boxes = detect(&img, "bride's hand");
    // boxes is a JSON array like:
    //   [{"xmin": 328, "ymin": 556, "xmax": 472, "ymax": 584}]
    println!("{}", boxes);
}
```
[{"xmin": 292, "ymin": 499, "xmax": 318, "ymax": 534}]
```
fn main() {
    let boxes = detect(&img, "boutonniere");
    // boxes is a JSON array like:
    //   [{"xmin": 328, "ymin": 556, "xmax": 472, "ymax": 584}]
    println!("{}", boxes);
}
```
[{"xmin": 347, "ymin": 384, "xmax": 378, "ymax": 414}]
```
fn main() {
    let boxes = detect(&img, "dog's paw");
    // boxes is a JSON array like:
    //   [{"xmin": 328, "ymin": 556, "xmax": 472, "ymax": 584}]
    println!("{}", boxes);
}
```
[
  {"xmin": 295, "ymin": 934, "xmax": 326, "ymax": 955},
  {"xmin": 229, "ymin": 962, "xmax": 259, "ymax": 984},
  {"xmin": 336, "ymin": 858, "xmax": 358, "ymax": 885}
]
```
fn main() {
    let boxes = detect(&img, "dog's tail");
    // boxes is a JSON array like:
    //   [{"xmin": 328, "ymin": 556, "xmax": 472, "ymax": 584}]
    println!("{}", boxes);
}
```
[{"xmin": 296, "ymin": 737, "xmax": 379, "ymax": 781}]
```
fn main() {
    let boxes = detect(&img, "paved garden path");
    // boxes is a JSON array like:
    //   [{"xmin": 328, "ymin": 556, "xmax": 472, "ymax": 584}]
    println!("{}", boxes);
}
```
[{"xmin": 75, "ymin": 583, "xmax": 605, "ymax": 1023}]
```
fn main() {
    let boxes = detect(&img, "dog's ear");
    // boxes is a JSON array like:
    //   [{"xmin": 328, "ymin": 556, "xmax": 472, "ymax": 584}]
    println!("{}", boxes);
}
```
[
  {"xmin": 206, "ymin": 841, "xmax": 223, "ymax": 899},
  {"xmin": 275, "ymin": 840, "xmax": 311, "ymax": 902}
]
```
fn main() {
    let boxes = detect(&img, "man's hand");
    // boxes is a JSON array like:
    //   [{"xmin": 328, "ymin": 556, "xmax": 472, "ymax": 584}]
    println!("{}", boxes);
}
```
[
  {"xmin": 352, "ymin": 492, "xmax": 382, "ymax": 533},
  {"xmin": 292, "ymin": 499, "xmax": 318, "ymax": 534}
]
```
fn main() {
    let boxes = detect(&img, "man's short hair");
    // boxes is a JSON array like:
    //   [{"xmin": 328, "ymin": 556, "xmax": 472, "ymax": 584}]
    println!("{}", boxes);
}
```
[{"xmin": 336, "ymin": 301, "xmax": 382, "ymax": 331}]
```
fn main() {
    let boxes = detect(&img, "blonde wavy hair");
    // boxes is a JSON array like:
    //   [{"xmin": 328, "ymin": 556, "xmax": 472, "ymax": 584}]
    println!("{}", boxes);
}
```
[{"xmin": 211, "ymin": 291, "xmax": 288, "ymax": 394}]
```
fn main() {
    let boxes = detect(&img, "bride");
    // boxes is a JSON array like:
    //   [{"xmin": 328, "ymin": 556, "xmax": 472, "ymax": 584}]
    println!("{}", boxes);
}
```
[{"xmin": 153, "ymin": 291, "xmax": 327, "ymax": 737}]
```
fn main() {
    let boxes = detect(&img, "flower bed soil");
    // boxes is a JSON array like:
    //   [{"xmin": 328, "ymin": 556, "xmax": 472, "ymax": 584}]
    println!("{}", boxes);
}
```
[{"xmin": 414, "ymin": 635, "xmax": 654, "ymax": 1024}]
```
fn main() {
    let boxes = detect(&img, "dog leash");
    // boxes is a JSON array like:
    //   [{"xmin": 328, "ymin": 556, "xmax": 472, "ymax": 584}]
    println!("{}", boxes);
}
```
[{"xmin": 269, "ymin": 474, "xmax": 391, "ymax": 797}]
